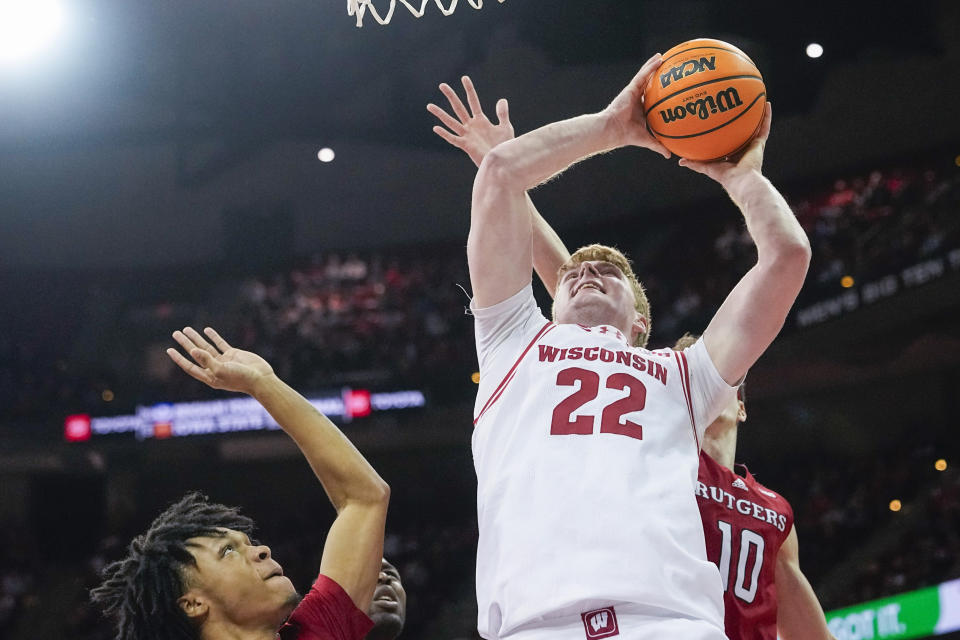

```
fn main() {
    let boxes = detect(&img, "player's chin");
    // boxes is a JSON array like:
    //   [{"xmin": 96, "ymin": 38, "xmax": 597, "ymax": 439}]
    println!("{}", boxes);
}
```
[
  {"xmin": 368, "ymin": 609, "xmax": 404, "ymax": 635},
  {"xmin": 262, "ymin": 588, "xmax": 302, "ymax": 629},
  {"xmin": 280, "ymin": 587, "xmax": 303, "ymax": 613},
  {"xmin": 267, "ymin": 575, "xmax": 298, "ymax": 600}
]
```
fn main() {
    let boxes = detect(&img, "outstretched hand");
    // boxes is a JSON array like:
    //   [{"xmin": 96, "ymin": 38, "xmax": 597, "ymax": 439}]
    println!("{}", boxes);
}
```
[
  {"xmin": 167, "ymin": 327, "xmax": 275, "ymax": 396},
  {"xmin": 678, "ymin": 102, "xmax": 773, "ymax": 191},
  {"xmin": 427, "ymin": 76, "xmax": 514, "ymax": 167},
  {"xmin": 602, "ymin": 53, "xmax": 672, "ymax": 159}
]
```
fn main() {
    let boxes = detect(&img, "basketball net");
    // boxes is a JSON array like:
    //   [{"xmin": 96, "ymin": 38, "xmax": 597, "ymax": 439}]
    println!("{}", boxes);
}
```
[{"xmin": 347, "ymin": 0, "xmax": 505, "ymax": 27}]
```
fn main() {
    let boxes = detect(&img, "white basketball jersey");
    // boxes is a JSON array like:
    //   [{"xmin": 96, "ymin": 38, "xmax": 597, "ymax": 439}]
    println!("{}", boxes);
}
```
[{"xmin": 472, "ymin": 285, "xmax": 736, "ymax": 639}]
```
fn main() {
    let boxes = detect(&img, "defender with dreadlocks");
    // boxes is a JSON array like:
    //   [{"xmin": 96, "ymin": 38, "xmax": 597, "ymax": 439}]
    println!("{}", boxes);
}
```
[{"xmin": 91, "ymin": 326, "xmax": 390, "ymax": 640}]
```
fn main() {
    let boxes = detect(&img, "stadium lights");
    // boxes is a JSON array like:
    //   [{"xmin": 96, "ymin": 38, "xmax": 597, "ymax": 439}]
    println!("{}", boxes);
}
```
[
  {"xmin": 840, "ymin": 276, "xmax": 854, "ymax": 288},
  {"xmin": 935, "ymin": 459, "xmax": 948, "ymax": 471},
  {"xmin": 805, "ymin": 43, "xmax": 824, "ymax": 59},
  {"xmin": 889, "ymin": 499, "xmax": 902, "ymax": 512},
  {"xmin": 0, "ymin": 0, "xmax": 65, "ymax": 64},
  {"xmin": 317, "ymin": 147, "xmax": 336, "ymax": 162}
]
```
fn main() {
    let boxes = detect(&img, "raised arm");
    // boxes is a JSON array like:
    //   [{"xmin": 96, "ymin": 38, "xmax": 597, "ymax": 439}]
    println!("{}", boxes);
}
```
[
  {"xmin": 167, "ymin": 327, "xmax": 389, "ymax": 611},
  {"xmin": 428, "ymin": 76, "xmax": 571, "ymax": 295},
  {"xmin": 466, "ymin": 55, "xmax": 670, "ymax": 307},
  {"xmin": 531, "ymin": 209, "xmax": 572, "ymax": 295},
  {"xmin": 687, "ymin": 104, "xmax": 812, "ymax": 384},
  {"xmin": 775, "ymin": 525, "xmax": 836, "ymax": 640}
]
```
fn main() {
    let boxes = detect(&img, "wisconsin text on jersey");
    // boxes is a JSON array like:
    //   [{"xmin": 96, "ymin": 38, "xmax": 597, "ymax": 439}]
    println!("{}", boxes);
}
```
[
  {"xmin": 696, "ymin": 481, "xmax": 789, "ymax": 532},
  {"xmin": 536, "ymin": 327, "xmax": 671, "ymax": 385}
]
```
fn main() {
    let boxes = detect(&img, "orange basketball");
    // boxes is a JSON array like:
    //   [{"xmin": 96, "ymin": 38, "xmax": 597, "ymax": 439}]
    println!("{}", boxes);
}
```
[{"xmin": 643, "ymin": 38, "xmax": 766, "ymax": 162}]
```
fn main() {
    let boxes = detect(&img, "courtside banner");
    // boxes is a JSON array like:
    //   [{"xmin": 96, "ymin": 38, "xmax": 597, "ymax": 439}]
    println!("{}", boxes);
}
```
[
  {"xmin": 65, "ymin": 388, "xmax": 426, "ymax": 441},
  {"xmin": 825, "ymin": 578, "xmax": 960, "ymax": 640}
]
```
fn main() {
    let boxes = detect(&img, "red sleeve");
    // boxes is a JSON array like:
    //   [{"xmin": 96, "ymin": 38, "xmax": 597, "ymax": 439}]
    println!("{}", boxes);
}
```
[{"xmin": 278, "ymin": 574, "xmax": 374, "ymax": 640}]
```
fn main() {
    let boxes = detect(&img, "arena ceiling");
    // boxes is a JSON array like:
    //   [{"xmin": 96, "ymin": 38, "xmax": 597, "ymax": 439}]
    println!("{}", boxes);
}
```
[
  {"xmin": 0, "ymin": 0, "xmax": 956, "ymax": 268},
  {"xmin": 0, "ymin": 0, "xmax": 941, "ymax": 150}
]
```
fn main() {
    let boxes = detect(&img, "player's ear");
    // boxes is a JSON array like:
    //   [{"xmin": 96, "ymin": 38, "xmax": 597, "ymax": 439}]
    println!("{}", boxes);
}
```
[
  {"xmin": 737, "ymin": 400, "xmax": 746, "ymax": 424},
  {"xmin": 178, "ymin": 589, "xmax": 210, "ymax": 622},
  {"xmin": 631, "ymin": 312, "xmax": 648, "ymax": 346}
]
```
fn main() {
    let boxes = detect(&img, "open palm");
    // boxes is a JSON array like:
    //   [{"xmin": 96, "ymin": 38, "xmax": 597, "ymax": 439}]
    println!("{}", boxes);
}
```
[
  {"xmin": 167, "ymin": 327, "xmax": 275, "ymax": 395},
  {"xmin": 428, "ymin": 76, "xmax": 514, "ymax": 167}
]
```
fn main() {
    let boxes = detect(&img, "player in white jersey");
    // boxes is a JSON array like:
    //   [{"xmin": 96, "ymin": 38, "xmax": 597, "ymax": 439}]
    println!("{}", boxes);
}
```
[{"xmin": 429, "ymin": 58, "xmax": 811, "ymax": 640}]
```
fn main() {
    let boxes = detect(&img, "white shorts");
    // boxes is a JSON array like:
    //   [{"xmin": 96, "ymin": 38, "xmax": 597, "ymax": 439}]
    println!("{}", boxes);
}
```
[{"xmin": 494, "ymin": 603, "xmax": 728, "ymax": 640}]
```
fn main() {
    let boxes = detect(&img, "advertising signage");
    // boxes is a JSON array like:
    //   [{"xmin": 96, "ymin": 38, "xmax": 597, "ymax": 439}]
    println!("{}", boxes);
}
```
[
  {"xmin": 826, "ymin": 578, "xmax": 960, "ymax": 640},
  {"xmin": 65, "ymin": 388, "xmax": 425, "ymax": 442}
]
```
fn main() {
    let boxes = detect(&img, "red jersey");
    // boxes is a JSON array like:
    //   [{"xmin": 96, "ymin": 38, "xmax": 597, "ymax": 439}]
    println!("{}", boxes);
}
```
[
  {"xmin": 696, "ymin": 451, "xmax": 794, "ymax": 640},
  {"xmin": 278, "ymin": 574, "xmax": 374, "ymax": 640}
]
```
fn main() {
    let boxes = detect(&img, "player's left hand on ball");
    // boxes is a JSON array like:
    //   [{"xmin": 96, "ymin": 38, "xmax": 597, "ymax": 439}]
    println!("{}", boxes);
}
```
[
  {"xmin": 167, "ymin": 326, "xmax": 275, "ymax": 395},
  {"xmin": 602, "ymin": 52, "xmax": 672, "ymax": 159},
  {"xmin": 678, "ymin": 102, "xmax": 773, "ymax": 188},
  {"xmin": 428, "ymin": 75, "xmax": 514, "ymax": 168}
]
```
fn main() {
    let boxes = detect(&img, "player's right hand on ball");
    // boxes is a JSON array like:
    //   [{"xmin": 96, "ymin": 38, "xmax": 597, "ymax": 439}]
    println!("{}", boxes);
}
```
[
  {"xmin": 167, "ymin": 326, "xmax": 276, "ymax": 397},
  {"xmin": 428, "ymin": 75, "xmax": 514, "ymax": 168},
  {"xmin": 602, "ymin": 53, "xmax": 672, "ymax": 159}
]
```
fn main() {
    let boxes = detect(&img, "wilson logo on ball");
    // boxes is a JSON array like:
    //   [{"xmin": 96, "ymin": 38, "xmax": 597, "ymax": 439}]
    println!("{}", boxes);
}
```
[
  {"xmin": 658, "ymin": 87, "xmax": 743, "ymax": 123},
  {"xmin": 659, "ymin": 56, "xmax": 716, "ymax": 88},
  {"xmin": 643, "ymin": 38, "xmax": 766, "ymax": 161}
]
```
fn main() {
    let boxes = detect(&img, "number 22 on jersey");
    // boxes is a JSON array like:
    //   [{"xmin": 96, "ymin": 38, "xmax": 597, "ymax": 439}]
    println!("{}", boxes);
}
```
[{"xmin": 550, "ymin": 367, "xmax": 646, "ymax": 440}]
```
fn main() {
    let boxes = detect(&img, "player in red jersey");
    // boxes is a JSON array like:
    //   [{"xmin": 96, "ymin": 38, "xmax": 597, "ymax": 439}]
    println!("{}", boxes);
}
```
[
  {"xmin": 430, "ymin": 80, "xmax": 830, "ymax": 640},
  {"xmin": 91, "ymin": 326, "xmax": 389, "ymax": 640},
  {"xmin": 674, "ymin": 334, "xmax": 835, "ymax": 640}
]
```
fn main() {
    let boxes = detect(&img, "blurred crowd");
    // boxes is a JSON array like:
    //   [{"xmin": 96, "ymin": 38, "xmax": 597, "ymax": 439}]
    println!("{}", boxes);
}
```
[
  {"xmin": 0, "ymin": 157, "xmax": 957, "ymax": 426},
  {"xmin": 764, "ymin": 438, "xmax": 959, "ymax": 609},
  {"xmin": 800, "ymin": 167, "xmax": 958, "ymax": 290},
  {"xmin": 215, "ymin": 162, "xmax": 960, "ymax": 402},
  {"xmin": 841, "ymin": 451, "xmax": 960, "ymax": 606},
  {"xmin": 229, "ymin": 251, "xmax": 471, "ymax": 393},
  {"xmin": 0, "ymin": 527, "xmax": 38, "ymax": 640},
  {"xmin": 644, "ymin": 162, "xmax": 960, "ymax": 338}
]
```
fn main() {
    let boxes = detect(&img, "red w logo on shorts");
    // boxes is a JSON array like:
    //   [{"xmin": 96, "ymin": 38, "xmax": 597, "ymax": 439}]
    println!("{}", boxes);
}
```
[{"xmin": 581, "ymin": 606, "xmax": 619, "ymax": 639}]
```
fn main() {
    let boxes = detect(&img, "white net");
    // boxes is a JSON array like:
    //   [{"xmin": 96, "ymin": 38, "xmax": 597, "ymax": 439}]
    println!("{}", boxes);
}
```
[{"xmin": 347, "ymin": 0, "xmax": 505, "ymax": 27}]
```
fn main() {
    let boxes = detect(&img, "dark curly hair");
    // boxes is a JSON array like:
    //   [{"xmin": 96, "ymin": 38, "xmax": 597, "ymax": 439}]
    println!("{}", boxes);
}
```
[{"xmin": 90, "ymin": 492, "xmax": 256, "ymax": 640}]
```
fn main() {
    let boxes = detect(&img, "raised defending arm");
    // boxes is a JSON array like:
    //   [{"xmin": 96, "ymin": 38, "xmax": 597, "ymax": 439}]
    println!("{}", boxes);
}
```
[
  {"xmin": 167, "ymin": 327, "xmax": 389, "ymax": 611},
  {"xmin": 428, "ymin": 76, "xmax": 571, "ymax": 296},
  {"xmin": 531, "ymin": 205, "xmax": 571, "ymax": 295}
]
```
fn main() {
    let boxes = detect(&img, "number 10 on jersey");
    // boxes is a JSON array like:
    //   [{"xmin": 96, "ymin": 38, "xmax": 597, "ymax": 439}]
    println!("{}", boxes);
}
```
[{"xmin": 717, "ymin": 520, "xmax": 765, "ymax": 603}]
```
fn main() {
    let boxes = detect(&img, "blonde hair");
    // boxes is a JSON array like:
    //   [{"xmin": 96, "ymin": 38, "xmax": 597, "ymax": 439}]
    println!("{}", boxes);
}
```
[{"xmin": 554, "ymin": 244, "xmax": 651, "ymax": 348}]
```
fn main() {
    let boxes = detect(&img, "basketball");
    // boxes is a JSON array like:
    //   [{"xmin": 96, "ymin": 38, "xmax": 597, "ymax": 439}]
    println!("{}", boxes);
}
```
[{"xmin": 644, "ymin": 38, "xmax": 766, "ymax": 161}]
